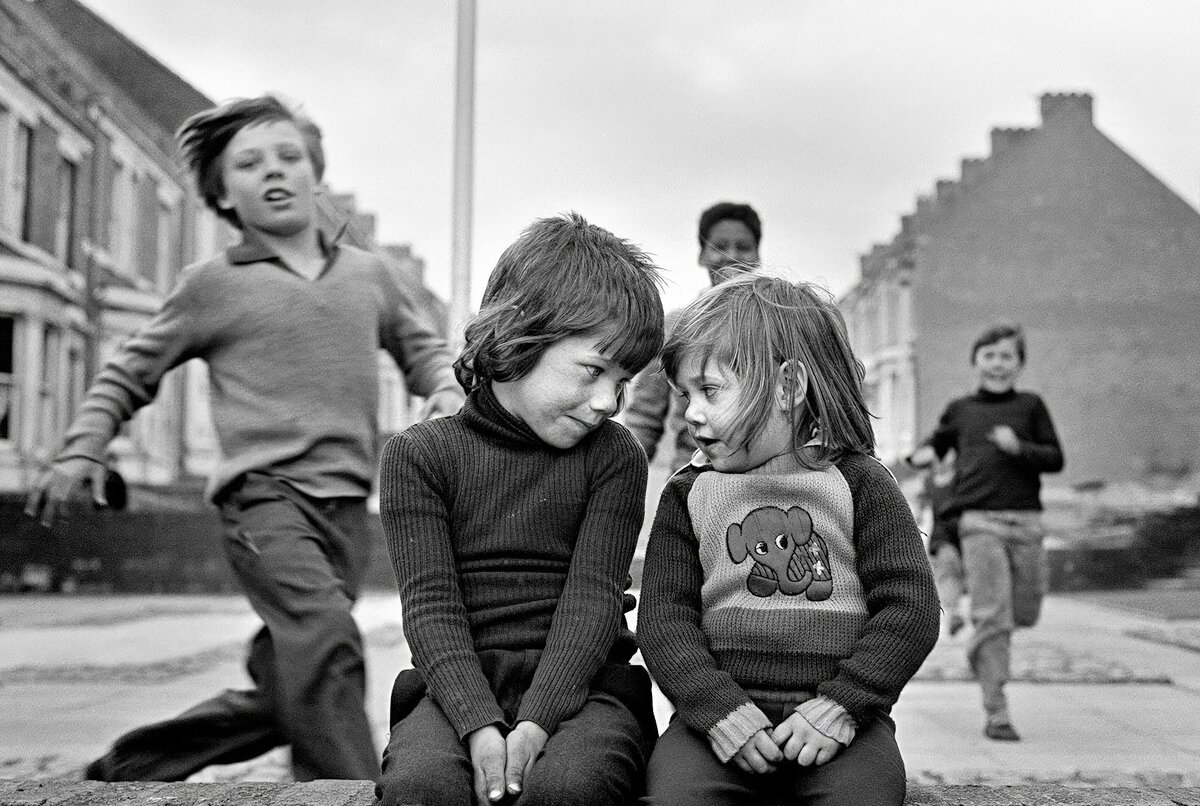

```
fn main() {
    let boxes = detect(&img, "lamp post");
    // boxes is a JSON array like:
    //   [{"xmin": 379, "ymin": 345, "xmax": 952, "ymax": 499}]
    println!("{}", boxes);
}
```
[{"xmin": 449, "ymin": 0, "xmax": 476, "ymax": 348}]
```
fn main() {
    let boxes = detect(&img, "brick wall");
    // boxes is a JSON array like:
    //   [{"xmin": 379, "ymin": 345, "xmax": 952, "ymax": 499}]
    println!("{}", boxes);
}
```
[{"xmin": 911, "ymin": 100, "xmax": 1200, "ymax": 485}]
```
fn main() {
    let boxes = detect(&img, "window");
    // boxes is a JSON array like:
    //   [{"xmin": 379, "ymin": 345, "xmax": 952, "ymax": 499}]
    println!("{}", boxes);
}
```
[
  {"xmin": 55, "ymin": 157, "xmax": 78, "ymax": 265},
  {"xmin": 0, "ymin": 316, "xmax": 14, "ymax": 440},
  {"xmin": 39, "ymin": 324, "xmax": 61, "ymax": 446},
  {"xmin": 156, "ymin": 200, "xmax": 178, "ymax": 289},
  {"xmin": 13, "ymin": 121, "xmax": 32, "ymax": 239},
  {"xmin": 66, "ymin": 342, "xmax": 83, "ymax": 431},
  {"xmin": 0, "ymin": 104, "xmax": 8, "ymax": 228},
  {"xmin": 108, "ymin": 159, "xmax": 131, "ymax": 268}
]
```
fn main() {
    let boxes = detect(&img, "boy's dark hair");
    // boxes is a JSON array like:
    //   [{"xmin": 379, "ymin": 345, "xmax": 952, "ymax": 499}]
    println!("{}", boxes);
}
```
[
  {"xmin": 176, "ymin": 95, "xmax": 325, "ymax": 229},
  {"xmin": 455, "ymin": 212, "xmax": 664, "ymax": 392},
  {"xmin": 970, "ymin": 321, "xmax": 1026, "ymax": 364},
  {"xmin": 662, "ymin": 273, "xmax": 874, "ymax": 470},
  {"xmin": 697, "ymin": 201, "xmax": 762, "ymax": 248}
]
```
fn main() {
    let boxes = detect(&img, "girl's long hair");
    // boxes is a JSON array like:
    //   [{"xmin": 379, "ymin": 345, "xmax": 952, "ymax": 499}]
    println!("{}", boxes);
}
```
[{"xmin": 661, "ymin": 273, "xmax": 874, "ymax": 469}]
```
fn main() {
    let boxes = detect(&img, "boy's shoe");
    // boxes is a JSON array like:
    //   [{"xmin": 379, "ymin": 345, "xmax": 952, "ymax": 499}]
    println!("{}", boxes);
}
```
[
  {"xmin": 948, "ymin": 614, "xmax": 965, "ymax": 636},
  {"xmin": 984, "ymin": 721, "xmax": 1021, "ymax": 741}
]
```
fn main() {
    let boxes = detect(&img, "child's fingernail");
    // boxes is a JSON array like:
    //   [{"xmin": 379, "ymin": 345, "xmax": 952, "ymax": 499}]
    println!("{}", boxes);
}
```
[
  {"xmin": 508, "ymin": 783, "xmax": 521, "ymax": 793},
  {"xmin": 489, "ymin": 789, "xmax": 502, "ymax": 800}
]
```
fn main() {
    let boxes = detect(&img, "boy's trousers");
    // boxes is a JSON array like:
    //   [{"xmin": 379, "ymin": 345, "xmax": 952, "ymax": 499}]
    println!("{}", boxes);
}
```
[
  {"xmin": 86, "ymin": 471, "xmax": 379, "ymax": 782},
  {"xmin": 377, "ymin": 650, "xmax": 655, "ymax": 806},
  {"xmin": 931, "ymin": 543, "xmax": 966, "ymax": 617},
  {"xmin": 959, "ymin": 509, "xmax": 1046, "ymax": 723},
  {"xmin": 643, "ymin": 703, "xmax": 905, "ymax": 806}
]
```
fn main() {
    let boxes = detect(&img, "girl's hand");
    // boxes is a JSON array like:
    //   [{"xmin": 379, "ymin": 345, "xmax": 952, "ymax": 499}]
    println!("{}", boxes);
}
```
[
  {"xmin": 467, "ymin": 725, "xmax": 508, "ymax": 803},
  {"xmin": 504, "ymin": 720, "xmax": 549, "ymax": 797},
  {"xmin": 770, "ymin": 712, "xmax": 842, "ymax": 766},
  {"xmin": 731, "ymin": 728, "xmax": 783, "ymax": 774}
]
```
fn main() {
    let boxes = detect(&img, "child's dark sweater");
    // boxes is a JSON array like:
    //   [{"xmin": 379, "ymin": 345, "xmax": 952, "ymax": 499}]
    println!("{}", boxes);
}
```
[
  {"xmin": 638, "ymin": 451, "xmax": 939, "ymax": 761},
  {"xmin": 379, "ymin": 384, "xmax": 646, "ymax": 739},
  {"xmin": 927, "ymin": 389, "xmax": 1063, "ymax": 513}
]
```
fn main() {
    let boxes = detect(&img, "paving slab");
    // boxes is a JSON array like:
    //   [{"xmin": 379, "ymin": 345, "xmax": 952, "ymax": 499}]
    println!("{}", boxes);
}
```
[{"xmin": 2, "ymin": 584, "xmax": 1199, "ymax": 787}]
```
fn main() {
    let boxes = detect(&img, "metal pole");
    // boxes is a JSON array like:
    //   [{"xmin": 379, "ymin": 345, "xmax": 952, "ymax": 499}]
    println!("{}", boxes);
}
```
[{"xmin": 449, "ymin": 0, "xmax": 476, "ymax": 348}]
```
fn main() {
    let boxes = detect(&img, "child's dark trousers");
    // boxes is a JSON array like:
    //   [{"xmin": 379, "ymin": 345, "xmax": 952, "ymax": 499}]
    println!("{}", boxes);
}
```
[
  {"xmin": 377, "ymin": 650, "xmax": 655, "ymax": 806},
  {"xmin": 643, "ymin": 703, "xmax": 905, "ymax": 806},
  {"xmin": 86, "ymin": 471, "xmax": 379, "ymax": 782}
]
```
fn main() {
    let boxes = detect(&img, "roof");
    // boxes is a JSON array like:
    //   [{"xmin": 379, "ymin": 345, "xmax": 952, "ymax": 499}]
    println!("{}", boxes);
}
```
[{"xmin": 29, "ymin": 0, "xmax": 213, "ymax": 135}]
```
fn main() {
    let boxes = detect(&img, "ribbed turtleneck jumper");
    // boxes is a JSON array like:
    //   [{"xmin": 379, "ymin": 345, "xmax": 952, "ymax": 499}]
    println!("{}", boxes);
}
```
[
  {"xmin": 927, "ymin": 388, "xmax": 1063, "ymax": 513},
  {"xmin": 379, "ymin": 383, "xmax": 646, "ymax": 739}
]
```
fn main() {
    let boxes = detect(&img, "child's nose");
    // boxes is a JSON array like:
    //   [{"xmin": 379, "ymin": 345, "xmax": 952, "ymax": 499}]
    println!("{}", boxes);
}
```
[{"xmin": 589, "ymin": 381, "xmax": 620, "ymax": 416}]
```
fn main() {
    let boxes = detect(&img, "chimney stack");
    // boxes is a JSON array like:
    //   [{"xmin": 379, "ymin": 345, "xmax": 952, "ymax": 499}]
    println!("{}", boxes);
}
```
[{"xmin": 1040, "ymin": 92, "xmax": 1093, "ymax": 127}]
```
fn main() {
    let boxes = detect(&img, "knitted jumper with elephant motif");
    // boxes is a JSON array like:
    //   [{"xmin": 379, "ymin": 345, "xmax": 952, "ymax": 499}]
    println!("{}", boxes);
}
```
[{"xmin": 638, "ymin": 450, "xmax": 939, "ymax": 762}]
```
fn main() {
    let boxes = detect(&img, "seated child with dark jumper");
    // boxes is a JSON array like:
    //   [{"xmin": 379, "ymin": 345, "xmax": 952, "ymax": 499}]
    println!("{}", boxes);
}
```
[
  {"xmin": 376, "ymin": 213, "xmax": 665, "ymax": 806},
  {"xmin": 638, "ymin": 274, "xmax": 939, "ymax": 806}
]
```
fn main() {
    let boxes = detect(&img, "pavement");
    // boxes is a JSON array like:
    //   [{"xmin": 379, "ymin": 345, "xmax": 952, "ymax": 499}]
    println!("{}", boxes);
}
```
[
  {"xmin": 4, "ymin": 458, "xmax": 1200, "ymax": 788},
  {"xmin": 2, "ymin": 584, "xmax": 1199, "ymax": 788}
]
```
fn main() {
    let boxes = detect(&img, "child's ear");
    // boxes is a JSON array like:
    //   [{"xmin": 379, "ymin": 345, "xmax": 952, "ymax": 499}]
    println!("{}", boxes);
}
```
[{"xmin": 774, "ymin": 360, "xmax": 808, "ymax": 411}]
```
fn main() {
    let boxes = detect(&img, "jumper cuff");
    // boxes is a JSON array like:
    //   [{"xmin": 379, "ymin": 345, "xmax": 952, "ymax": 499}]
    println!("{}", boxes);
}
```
[
  {"xmin": 795, "ymin": 696, "xmax": 856, "ymax": 746},
  {"xmin": 51, "ymin": 451, "xmax": 108, "ymax": 466},
  {"xmin": 707, "ymin": 702, "xmax": 772, "ymax": 763}
]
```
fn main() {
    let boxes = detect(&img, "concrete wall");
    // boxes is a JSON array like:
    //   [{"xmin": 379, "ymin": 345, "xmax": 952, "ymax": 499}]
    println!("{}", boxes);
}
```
[{"xmin": 3, "ymin": 780, "xmax": 1199, "ymax": 806}]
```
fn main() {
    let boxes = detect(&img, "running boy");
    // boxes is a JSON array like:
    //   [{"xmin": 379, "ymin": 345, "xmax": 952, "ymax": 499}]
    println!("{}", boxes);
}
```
[
  {"xmin": 909, "ymin": 321, "xmax": 1063, "ymax": 741},
  {"xmin": 26, "ymin": 95, "xmax": 463, "ymax": 782},
  {"xmin": 376, "ymin": 213, "xmax": 664, "ymax": 806},
  {"xmin": 639, "ymin": 274, "xmax": 939, "ymax": 806}
]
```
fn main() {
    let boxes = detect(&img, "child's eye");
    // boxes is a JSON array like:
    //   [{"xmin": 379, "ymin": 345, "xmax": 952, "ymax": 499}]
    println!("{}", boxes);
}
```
[
  {"xmin": 584, "ymin": 365, "xmax": 603, "ymax": 379},
  {"xmin": 278, "ymin": 147, "xmax": 304, "ymax": 163},
  {"xmin": 232, "ymin": 155, "xmax": 261, "ymax": 170}
]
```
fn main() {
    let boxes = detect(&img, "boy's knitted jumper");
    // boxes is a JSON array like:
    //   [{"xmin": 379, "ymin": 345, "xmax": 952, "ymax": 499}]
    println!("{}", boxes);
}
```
[
  {"xmin": 638, "ymin": 451, "xmax": 939, "ymax": 762},
  {"xmin": 379, "ymin": 384, "xmax": 645, "ymax": 739},
  {"xmin": 56, "ymin": 230, "xmax": 457, "ymax": 501},
  {"xmin": 927, "ymin": 388, "xmax": 1063, "ymax": 513}
]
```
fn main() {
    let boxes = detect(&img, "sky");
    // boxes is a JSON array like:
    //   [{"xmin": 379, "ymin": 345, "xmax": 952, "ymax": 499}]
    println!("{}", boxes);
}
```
[{"xmin": 78, "ymin": 1, "xmax": 1200, "ymax": 314}]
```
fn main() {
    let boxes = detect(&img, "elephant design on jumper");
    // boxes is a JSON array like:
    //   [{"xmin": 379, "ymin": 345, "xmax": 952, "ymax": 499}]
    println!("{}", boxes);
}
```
[{"xmin": 726, "ymin": 505, "xmax": 833, "ymax": 600}]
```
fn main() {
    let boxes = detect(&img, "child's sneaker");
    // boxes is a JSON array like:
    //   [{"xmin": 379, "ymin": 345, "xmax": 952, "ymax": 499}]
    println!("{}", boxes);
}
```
[{"xmin": 984, "ymin": 721, "xmax": 1021, "ymax": 741}]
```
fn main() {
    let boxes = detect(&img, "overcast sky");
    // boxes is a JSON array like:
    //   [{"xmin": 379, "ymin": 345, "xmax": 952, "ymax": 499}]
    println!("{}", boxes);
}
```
[{"xmin": 79, "ymin": 1, "xmax": 1200, "ymax": 311}]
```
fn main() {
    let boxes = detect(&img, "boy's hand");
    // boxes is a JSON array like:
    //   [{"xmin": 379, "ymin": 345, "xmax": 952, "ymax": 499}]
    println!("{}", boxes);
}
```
[
  {"xmin": 731, "ymin": 728, "xmax": 783, "ymax": 774},
  {"xmin": 24, "ymin": 457, "xmax": 110, "ymax": 528},
  {"xmin": 503, "ymin": 720, "xmax": 548, "ymax": 797},
  {"xmin": 467, "ymin": 725, "xmax": 508, "ymax": 803},
  {"xmin": 421, "ymin": 387, "xmax": 465, "ymax": 421},
  {"xmin": 907, "ymin": 446, "xmax": 936, "ymax": 468},
  {"xmin": 770, "ymin": 712, "xmax": 842, "ymax": 767},
  {"xmin": 987, "ymin": 425, "xmax": 1021, "ymax": 454}
]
